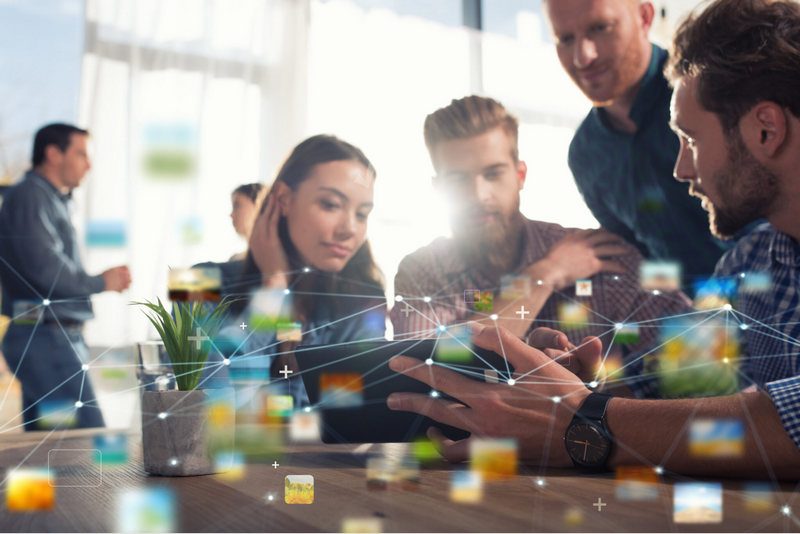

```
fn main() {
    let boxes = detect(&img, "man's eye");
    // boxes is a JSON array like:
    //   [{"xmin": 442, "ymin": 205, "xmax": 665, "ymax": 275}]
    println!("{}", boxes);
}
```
[
  {"xmin": 559, "ymin": 36, "xmax": 574, "ymax": 45},
  {"xmin": 322, "ymin": 201, "xmax": 339, "ymax": 210}
]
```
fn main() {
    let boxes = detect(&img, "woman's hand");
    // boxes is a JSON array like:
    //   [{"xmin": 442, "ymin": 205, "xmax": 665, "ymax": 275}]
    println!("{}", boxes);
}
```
[{"xmin": 249, "ymin": 193, "xmax": 292, "ymax": 289}]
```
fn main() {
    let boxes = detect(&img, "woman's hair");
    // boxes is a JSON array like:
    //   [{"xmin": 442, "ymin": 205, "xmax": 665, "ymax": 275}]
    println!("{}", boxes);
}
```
[
  {"xmin": 232, "ymin": 183, "xmax": 267, "ymax": 204},
  {"xmin": 235, "ymin": 135, "xmax": 385, "ymax": 325}
]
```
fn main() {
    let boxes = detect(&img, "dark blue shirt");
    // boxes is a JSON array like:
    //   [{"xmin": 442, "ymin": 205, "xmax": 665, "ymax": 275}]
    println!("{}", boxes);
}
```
[
  {"xmin": 0, "ymin": 170, "xmax": 105, "ymax": 322},
  {"xmin": 568, "ymin": 44, "xmax": 727, "ymax": 280}
]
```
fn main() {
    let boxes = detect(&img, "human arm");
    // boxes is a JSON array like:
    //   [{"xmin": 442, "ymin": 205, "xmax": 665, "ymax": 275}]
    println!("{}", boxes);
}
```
[
  {"xmin": 249, "ymin": 192, "xmax": 292, "ymax": 289},
  {"xmin": 387, "ymin": 324, "xmax": 800, "ymax": 479}
]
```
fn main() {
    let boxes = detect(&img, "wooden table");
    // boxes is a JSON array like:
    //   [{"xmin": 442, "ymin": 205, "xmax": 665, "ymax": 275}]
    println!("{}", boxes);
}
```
[{"xmin": 0, "ymin": 428, "xmax": 797, "ymax": 532}]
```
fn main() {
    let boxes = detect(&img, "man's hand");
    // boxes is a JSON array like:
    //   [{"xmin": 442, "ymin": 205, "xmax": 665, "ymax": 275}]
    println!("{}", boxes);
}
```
[
  {"xmin": 101, "ymin": 266, "xmax": 131, "ymax": 292},
  {"xmin": 526, "ymin": 327, "xmax": 606, "ymax": 391},
  {"xmin": 530, "ymin": 228, "xmax": 629, "ymax": 290},
  {"xmin": 386, "ymin": 323, "xmax": 592, "ymax": 466}
]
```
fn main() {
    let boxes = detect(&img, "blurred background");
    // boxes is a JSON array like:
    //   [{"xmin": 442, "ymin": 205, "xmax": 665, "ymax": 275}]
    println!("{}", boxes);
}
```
[{"xmin": 0, "ymin": 0, "xmax": 701, "ymax": 429}]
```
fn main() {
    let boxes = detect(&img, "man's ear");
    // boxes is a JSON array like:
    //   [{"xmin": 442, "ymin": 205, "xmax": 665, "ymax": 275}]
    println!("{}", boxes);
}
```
[
  {"xmin": 43, "ymin": 144, "xmax": 63, "ymax": 166},
  {"xmin": 273, "ymin": 181, "xmax": 293, "ymax": 216},
  {"xmin": 745, "ymin": 102, "xmax": 787, "ymax": 159},
  {"xmin": 639, "ymin": 2, "xmax": 656, "ymax": 36},
  {"xmin": 517, "ymin": 160, "xmax": 528, "ymax": 191}
]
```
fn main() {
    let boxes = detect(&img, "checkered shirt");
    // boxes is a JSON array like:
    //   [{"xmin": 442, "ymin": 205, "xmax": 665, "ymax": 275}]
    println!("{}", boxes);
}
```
[
  {"xmin": 390, "ymin": 218, "xmax": 690, "ymax": 362},
  {"xmin": 712, "ymin": 223, "xmax": 800, "ymax": 450}
]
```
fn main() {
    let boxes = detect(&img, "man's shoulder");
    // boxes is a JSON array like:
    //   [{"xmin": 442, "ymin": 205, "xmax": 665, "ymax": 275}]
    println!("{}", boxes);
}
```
[
  {"xmin": 0, "ymin": 174, "xmax": 47, "ymax": 215},
  {"xmin": 714, "ymin": 223, "xmax": 776, "ymax": 275},
  {"xmin": 396, "ymin": 236, "xmax": 454, "ymax": 274}
]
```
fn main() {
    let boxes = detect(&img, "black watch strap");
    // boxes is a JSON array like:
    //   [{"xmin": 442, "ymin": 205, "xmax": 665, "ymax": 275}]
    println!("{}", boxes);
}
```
[{"xmin": 574, "ymin": 392, "xmax": 613, "ymax": 423}]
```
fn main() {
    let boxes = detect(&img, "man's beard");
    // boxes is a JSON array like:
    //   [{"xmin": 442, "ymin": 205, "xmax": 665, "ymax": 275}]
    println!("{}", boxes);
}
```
[
  {"xmin": 454, "ymin": 211, "xmax": 524, "ymax": 271},
  {"xmin": 575, "ymin": 36, "xmax": 645, "ymax": 107},
  {"xmin": 699, "ymin": 131, "xmax": 779, "ymax": 240}
]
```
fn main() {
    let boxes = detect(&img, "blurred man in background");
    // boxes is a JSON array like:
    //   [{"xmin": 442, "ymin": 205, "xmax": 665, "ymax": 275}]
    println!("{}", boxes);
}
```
[
  {"xmin": 0, "ymin": 123, "xmax": 131, "ymax": 430},
  {"xmin": 546, "ymin": 0, "xmax": 730, "ymax": 286}
]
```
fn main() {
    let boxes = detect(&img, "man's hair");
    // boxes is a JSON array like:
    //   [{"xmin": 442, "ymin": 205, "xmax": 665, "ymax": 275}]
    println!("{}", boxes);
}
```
[
  {"xmin": 32, "ymin": 123, "xmax": 89, "ymax": 167},
  {"xmin": 423, "ymin": 96, "xmax": 520, "ymax": 167},
  {"xmin": 665, "ymin": 0, "xmax": 800, "ymax": 134}
]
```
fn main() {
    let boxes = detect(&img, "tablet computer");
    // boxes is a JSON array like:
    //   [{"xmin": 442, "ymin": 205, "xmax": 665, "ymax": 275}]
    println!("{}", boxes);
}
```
[{"xmin": 294, "ymin": 339, "xmax": 514, "ymax": 444}]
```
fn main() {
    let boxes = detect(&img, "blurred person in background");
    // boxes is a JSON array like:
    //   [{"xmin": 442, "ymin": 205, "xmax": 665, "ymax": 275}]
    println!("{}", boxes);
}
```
[
  {"xmin": 229, "ymin": 183, "xmax": 267, "ymax": 261},
  {"xmin": 0, "ymin": 123, "xmax": 131, "ymax": 431},
  {"xmin": 202, "ymin": 135, "xmax": 387, "ymax": 406}
]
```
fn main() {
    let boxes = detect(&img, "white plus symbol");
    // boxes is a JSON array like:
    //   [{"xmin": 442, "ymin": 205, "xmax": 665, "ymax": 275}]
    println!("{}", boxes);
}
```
[
  {"xmin": 272, "ymin": 461, "xmax": 279, "ymax": 469},
  {"xmin": 188, "ymin": 327, "xmax": 209, "ymax": 349},
  {"xmin": 239, "ymin": 322, "xmax": 247, "ymax": 330},
  {"xmin": 516, "ymin": 306, "xmax": 530, "ymax": 319},
  {"xmin": 279, "ymin": 365, "xmax": 293, "ymax": 379},
  {"xmin": 593, "ymin": 498, "xmax": 606, "ymax": 511},
  {"xmin": 401, "ymin": 305, "xmax": 412, "ymax": 318}
]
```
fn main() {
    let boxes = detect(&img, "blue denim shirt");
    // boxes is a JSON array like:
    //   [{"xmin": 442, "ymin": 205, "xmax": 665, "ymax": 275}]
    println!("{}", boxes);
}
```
[{"xmin": 0, "ymin": 170, "xmax": 105, "ymax": 322}]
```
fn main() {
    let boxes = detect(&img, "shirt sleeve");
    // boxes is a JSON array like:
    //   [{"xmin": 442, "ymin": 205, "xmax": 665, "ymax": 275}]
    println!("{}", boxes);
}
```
[
  {"xmin": 7, "ymin": 188, "xmax": 105, "ymax": 299},
  {"xmin": 765, "ymin": 376, "xmax": 800, "ymax": 451}
]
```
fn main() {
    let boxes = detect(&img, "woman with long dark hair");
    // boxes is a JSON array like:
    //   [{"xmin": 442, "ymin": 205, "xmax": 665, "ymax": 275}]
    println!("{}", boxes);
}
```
[{"xmin": 207, "ymin": 135, "xmax": 386, "ymax": 405}]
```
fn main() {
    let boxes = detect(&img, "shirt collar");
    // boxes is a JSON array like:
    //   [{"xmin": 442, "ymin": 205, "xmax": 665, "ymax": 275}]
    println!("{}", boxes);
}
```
[
  {"xmin": 769, "ymin": 228, "xmax": 800, "ymax": 267},
  {"xmin": 28, "ymin": 169, "xmax": 72, "ymax": 202}
]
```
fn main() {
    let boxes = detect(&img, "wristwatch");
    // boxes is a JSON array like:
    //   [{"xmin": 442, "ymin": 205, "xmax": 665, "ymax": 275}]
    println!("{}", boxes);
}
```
[{"xmin": 564, "ymin": 393, "xmax": 613, "ymax": 469}]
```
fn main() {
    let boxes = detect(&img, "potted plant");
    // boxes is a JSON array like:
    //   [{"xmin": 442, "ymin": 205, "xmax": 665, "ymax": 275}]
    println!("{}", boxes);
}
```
[{"xmin": 132, "ymin": 297, "xmax": 239, "ymax": 476}]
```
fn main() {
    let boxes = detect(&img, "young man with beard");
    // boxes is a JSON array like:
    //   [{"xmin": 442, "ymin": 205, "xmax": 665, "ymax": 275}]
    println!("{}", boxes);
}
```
[
  {"xmin": 386, "ymin": 0, "xmax": 800, "ymax": 478},
  {"xmin": 390, "ymin": 96, "xmax": 689, "ymax": 362},
  {"xmin": 547, "ymin": 0, "xmax": 729, "ymax": 283}
]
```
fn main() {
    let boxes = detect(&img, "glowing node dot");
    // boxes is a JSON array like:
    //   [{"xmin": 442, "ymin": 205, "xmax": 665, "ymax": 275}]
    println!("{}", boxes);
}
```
[
  {"xmin": 425, "ymin": 358, "xmax": 433, "ymax": 366},
  {"xmin": 395, "ymin": 295, "xmax": 403, "ymax": 302},
  {"xmin": 507, "ymin": 379, "xmax": 516, "ymax": 386},
  {"xmin": 423, "ymin": 296, "xmax": 431, "ymax": 303},
  {"xmin": 783, "ymin": 506, "xmax": 791, "ymax": 515},
  {"xmin": 158, "ymin": 412, "xmax": 168, "ymax": 420},
  {"xmin": 652, "ymin": 290, "xmax": 661, "ymax": 295},
  {"xmin": 654, "ymin": 466, "xmax": 664, "ymax": 475},
  {"xmin": 223, "ymin": 359, "xmax": 230, "ymax": 366},
  {"xmin": 552, "ymin": 396, "xmax": 561, "ymax": 404},
  {"xmin": 284, "ymin": 289, "xmax": 290, "ymax": 295},
  {"xmin": 430, "ymin": 391, "xmax": 439, "ymax": 397},
  {"xmin": 43, "ymin": 299, "xmax": 50, "ymax": 306},
  {"xmin": 81, "ymin": 364, "xmax": 89, "ymax": 371},
  {"xmin": 268, "ymin": 495, "xmax": 274, "ymax": 501},
  {"xmin": 537, "ymin": 280, "xmax": 543, "ymax": 285},
  {"xmin": 740, "ymin": 272, "xmax": 746, "ymax": 278},
  {"xmin": 304, "ymin": 407, "xmax": 311, "ymax": 412},
  {"xmin": 723, "ymin": 358, "xmax": 729, "ymax": 363},
  {"xmin": 723, "ymin": 303, "xmax": 732, "ymax": 311},
  {"xmin": 740, "ymin": 324, "xmax": 749, "ymax": 330},
  {"xmin": 614, "ymin": 323, "xmax": 623, "ymax": 330},
  {"xmin": 438, "ymin": 325, "xmax": 446, "ymax": 331},
  {"xmin": 490, "ymin": 314, "xmax": 498, "ymax": 321},
  {"xmin": 613, "ymin": 276, "xmax": 619, "ymax": 280},
  {"xmin": 170, "ymin": 458, "xmax": 178, "ymax": 466},
  {"xmin": 536, "ymin": 478, "xmax": 545, "ymax": 486},
  {"xmin": 303, "ymin": 267, "xmax": 311, "ymax": 273},
  {"xmin": 75, "ymin": 401, "xmax": 83, "ymax": 408},
  {"xmin": 589, "ymin": 381, "xmax": 598, "ymax": 388}
]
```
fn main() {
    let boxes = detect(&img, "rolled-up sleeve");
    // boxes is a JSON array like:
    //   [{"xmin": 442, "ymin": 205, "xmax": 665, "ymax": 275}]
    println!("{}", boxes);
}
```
[{"xmin": 765, "ymin": 376, "xmax": 800, "ymax": 450}]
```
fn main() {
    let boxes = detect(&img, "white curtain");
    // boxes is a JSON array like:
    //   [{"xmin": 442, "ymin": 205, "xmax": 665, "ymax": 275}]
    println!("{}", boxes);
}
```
[{"xmin": 78, "ymin": 0, "xmax": 309, "ymax": 347}]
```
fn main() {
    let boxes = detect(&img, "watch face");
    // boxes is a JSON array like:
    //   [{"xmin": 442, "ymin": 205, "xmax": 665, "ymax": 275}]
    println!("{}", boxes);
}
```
[{"xmin": 566, "ymin": 422, "xmax": 610, "ymax": 466}]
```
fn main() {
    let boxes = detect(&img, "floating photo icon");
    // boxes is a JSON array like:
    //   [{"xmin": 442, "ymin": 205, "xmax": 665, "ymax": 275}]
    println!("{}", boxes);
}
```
[
  {"xmin": 575, "ymin": 279, "xmax": 592, "ymax": 297},
  {"xmin": 266, "ymin": 395, "xmax": 293, "ymax": 418},
  {"xmin": 341, "ymin": 517, "xmax": 383, "ymax": 533},
  {"xmin": 500, "ymin": 274, "xmax": 531, "ymax": 300},
  {"xmin": 436, "ymin": 336, "xmax": 471, "ymax": 363},
  {"xmin": 141, "ymin": 122, "xmax": 197, "ymax": 180},
  {"xmin": 463, "ymin": 289, "xmax": 480, "ymax": 304},
  {"xmin": 557, "ymin": 302, "xmax": 590, "ymax": 330},
  {"xmin": 741, "ymin": 272, "xmax": 771, "ymax": 293},
  {"xmin": 640, "ymin": 261, "xmax": 681, "ymax": 291},
  {"xmin": 563, "ymin": 506, "xmax": 584, "ymax": 526},
  {"xmin": 6, "ymin": 469, "xmax": 54, "ymax": 511},
  {"xmin": 214, "ymin": 451, "xmax": 245, "ymax": 480},
  {"xmin": 249, "ymin": 288, "xmax": 290, "ymax": 332},
  {"xmin": 470, "ymin": 438, "xmax": 517, "ymax": 480},
  {"xmin": 167, "ymin": 267, "xmax": 221, "ymax": 302},
  {"xmin": 689, "ymin": 419, "xmax": 744, "ymax": 458},
  {"xmin": 412, "ymin": 438, "xmax": 439, "ymax": 464},
  {"xmin": 276, "ymin": 322, "xmax": 303, "ymax": 342},
  {"xmin": 743, "ymin": 482, "xmax": 773, "ymax": 512},
  {"xmin": 320, "ymin": 373, "xmax": 363, "ymax": 408},
  {"xmin": 37, "ymin": 399, "xmax": 77, "ymax": 430},
  {"xmin": 366, "ymin": 457, "xmax": 392, "ymax": 491},
  {"xmin": 673, "ymin": 482, "xmax": 722, "ymax": 524},
  {"xmin": 86, "ymin": 219, "xmax": 127, "ymax": 248},
  {"xmin": 694, "ymin": 277, "xmax": 737, "ymax": 310},
  {"xmin": 93, "ymin": 434, "xmax": 128, "ymax": 465},
  {"xmin": 290, "ymin": 411, "xmax": 321, "ymax": 443},
  {"xmin": 366, "ymin": 456, "xmax": 419, "ymax": 491},
  {"xmin": 613, "ymin": 324, "xmax": 640, "ymax": 345},
  {"xmin": 118, "ymin": 487, "xmax": 176, "ymax": 532},
  {"xmin": 12, "ymin": 300, "xmax": 42, "ymax": 325},
  {"xmin": 450, "ymin": 470, "xmax": 483, "ymax": 503},
  {"xmin": 473, "ymin": 291, "xmax": 494, "ymax": 312},
  {"xmin": 285, "ymin": 475, "xmax": 314, "ymax": 504},
  {"xmin": 177, "ymin": 216, "xmax": 203, "ymax": 246},
  {"xmin": 615, "ymin": 466, "xmax": 658, "ymax": 501}
]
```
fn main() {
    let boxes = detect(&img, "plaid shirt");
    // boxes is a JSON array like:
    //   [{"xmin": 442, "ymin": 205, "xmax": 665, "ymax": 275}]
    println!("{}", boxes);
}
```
[
  {"xmin": 712, "ymin": 223, "xmax": 800, "ymax": 450},
  {"xmin": 390, "ymin": 217, "xmax": 690, "ymax": 358}
]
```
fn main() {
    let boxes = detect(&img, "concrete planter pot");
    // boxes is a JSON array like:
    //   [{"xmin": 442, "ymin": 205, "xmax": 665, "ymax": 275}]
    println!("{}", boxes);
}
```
[{"xmin": 141, "ymin": 388, "xmax": 235, "ymax": 476}]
